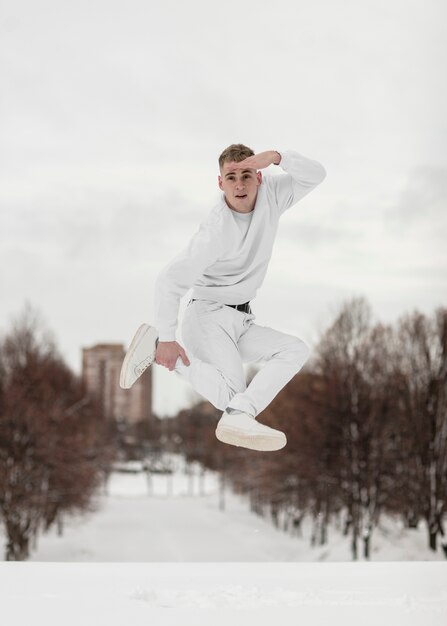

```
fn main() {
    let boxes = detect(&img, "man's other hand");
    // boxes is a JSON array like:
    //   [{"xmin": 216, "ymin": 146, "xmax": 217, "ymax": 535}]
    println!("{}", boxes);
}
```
[{"xmin": 155, "ymin": 341, "xmax": 190, "ymax": 371}]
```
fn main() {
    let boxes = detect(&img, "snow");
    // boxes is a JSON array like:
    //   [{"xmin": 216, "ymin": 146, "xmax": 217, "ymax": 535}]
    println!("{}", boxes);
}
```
[
  {"xmin": 0, "ymin": 458, "xmax": 446, "ymax": 623},
  {"xmin": 1, "ymin": 561, "xmax": 445, "ymax": 624}
]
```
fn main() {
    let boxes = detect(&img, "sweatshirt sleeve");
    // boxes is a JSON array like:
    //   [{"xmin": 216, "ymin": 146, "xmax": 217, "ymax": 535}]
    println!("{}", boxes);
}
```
[
  {"xmin": 270, "ymin": 149, "xmax": 326, "ymax": 215},
  {"xmin": 153, "ymin": 219, "xmax": 224, "ymax": 342}
]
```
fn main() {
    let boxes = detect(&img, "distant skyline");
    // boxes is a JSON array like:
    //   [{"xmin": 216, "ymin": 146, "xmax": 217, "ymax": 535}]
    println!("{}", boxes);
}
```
[{"xmin": 1, "ymin": 0, "xmax": 446, "ymax": 416}]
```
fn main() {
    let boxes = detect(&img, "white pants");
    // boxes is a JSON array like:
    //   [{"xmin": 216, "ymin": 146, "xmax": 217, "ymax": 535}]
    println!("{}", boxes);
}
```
[{"xmin": 173, "ymin": 299, "xmax": 310, "ymax": 418}]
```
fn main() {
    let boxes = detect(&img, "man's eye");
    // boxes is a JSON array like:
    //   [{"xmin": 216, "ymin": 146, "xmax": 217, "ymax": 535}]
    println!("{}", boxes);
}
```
[{"xmin": 243, "ymin": 174, "xmax": 251, "ymax": 179}]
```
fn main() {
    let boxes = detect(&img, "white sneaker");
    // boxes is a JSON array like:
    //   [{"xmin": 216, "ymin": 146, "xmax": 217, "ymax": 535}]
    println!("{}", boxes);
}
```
[
  {"xmin": 215, "ymin": 411, "xmax": 287, "ymax": 452},
  {"xmin": 119, "ymin": 324, "xmax": 159, "ymax": 389}
]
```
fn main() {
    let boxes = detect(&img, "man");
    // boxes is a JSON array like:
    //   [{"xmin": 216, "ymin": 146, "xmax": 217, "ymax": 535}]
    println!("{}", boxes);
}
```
[{"xmin": 120, "ymin": 145, "xmax": 326, "ymax": 452}]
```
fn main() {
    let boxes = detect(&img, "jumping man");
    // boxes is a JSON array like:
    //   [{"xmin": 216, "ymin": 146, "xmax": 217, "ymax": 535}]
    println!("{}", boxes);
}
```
[{"xmin": 120, "ymin": 145, "xmax": 326, "ymax": 452}]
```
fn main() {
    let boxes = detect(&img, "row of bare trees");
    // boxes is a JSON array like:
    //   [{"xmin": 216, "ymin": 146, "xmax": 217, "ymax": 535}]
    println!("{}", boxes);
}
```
[
  {"xmin": 0, "ymin": 305, "xmax": 116, "ymax": 560},
  {"xmin": 2, "ymin": 297, "xmax": 445, "ymax": 561},
  {"xmin": 163, "ymin": 297, "xmax": 447, "ymax": 559}
]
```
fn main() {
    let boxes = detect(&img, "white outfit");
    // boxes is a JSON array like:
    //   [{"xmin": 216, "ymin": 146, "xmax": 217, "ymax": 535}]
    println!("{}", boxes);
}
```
[{"xmin": 153, "ymin": 150, "xmax": 326, "ymax": 417}]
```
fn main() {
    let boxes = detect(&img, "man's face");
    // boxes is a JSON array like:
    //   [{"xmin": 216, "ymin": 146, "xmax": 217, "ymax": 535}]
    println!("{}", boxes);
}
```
[{"xmin": 218, "ymin": 161, "xmax": 262, "ymax": 213}]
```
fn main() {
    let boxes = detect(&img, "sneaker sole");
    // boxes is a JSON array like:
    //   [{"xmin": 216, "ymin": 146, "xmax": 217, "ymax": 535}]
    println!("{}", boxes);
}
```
[
  {"xmin": 215, "ymin": 425, "xmax": 286, "ymax": 452},
  {"xmin": 119, "ymin": 323, "xmax": 157, "ymax": 389}
]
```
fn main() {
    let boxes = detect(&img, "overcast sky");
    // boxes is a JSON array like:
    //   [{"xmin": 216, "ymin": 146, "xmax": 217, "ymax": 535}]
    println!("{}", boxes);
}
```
[{"xmin": 1, "ymin": 0, "xmax": 446, "ymax": 417}]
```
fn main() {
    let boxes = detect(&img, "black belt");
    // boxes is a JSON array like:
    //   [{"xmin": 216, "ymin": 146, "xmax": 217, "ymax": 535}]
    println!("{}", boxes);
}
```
[{"xmin": 191, "ymin": 299, "xmax": 251, "ymax": 314}]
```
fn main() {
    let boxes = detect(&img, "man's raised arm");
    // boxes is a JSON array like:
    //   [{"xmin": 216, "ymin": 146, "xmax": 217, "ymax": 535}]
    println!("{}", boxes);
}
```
[{"xmin": 235, "ymin": 149, "xmax": 326, "ymax": 215}]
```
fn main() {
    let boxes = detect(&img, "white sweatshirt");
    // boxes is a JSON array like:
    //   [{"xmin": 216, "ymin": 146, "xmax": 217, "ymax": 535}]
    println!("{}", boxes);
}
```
[{"xmin": 153, "ymin": 150, "xmax": 326, "ymax": 342}]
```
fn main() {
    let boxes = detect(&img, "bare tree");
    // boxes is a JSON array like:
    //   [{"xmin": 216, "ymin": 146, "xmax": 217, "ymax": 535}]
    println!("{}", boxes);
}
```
[
  {"xmin": 311, "ymin": 297, "xmax": 400, "ymax": 559},
  {"xmin": 0, "ymin": 304, "xmax": 116, "ymax": 560},
  {"xmin": 393, "ymin": 307, "xmax": 447, "ymax": 554}
]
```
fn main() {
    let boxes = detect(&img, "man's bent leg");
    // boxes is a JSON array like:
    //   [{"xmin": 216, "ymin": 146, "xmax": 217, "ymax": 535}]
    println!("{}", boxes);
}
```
[
  {"xmin": 172, "ymin": 301, "xmax": 247, "ymax": 412},
  {"xmin": 173, "ymin": 354, "xmax": 244, "ymax": 411},
  {"xmin": 228, "ymin": 322, "xmax": 310, "ymax": 417}
]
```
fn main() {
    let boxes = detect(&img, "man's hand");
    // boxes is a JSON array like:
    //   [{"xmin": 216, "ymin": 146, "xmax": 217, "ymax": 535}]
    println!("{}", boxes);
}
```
[
  {"xmin": 234, "ymin": 150, "xmax": 281, "ymax": 171},
  {"xmin": 155, "ymin": 341, "xmax": 190, "ymax": 371}
]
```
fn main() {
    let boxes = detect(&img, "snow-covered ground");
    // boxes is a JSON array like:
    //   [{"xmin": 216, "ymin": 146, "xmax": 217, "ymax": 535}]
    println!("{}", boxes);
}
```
[
  {"xmin": 0, "ymin": 457, "xmax": 446, "ymax": 623},
  {"xmin": 1, "ymin": 560, "xmax": 446, "ymax": 625}
]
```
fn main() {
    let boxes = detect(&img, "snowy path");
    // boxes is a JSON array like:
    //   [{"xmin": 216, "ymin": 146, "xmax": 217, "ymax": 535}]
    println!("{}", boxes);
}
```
[
  {"xmin": 15, "ymin": 468, "xmax": 443, "ymax": 562},
  {"xmin": 28, "ymin": 479, "xmax": 315, "ymax": 562}
]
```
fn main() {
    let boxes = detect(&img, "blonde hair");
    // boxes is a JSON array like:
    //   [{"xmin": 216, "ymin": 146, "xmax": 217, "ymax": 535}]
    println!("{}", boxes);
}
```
[{"xmin": 218, "ymin": 143, "xmax": 254, "ymax": 170}]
